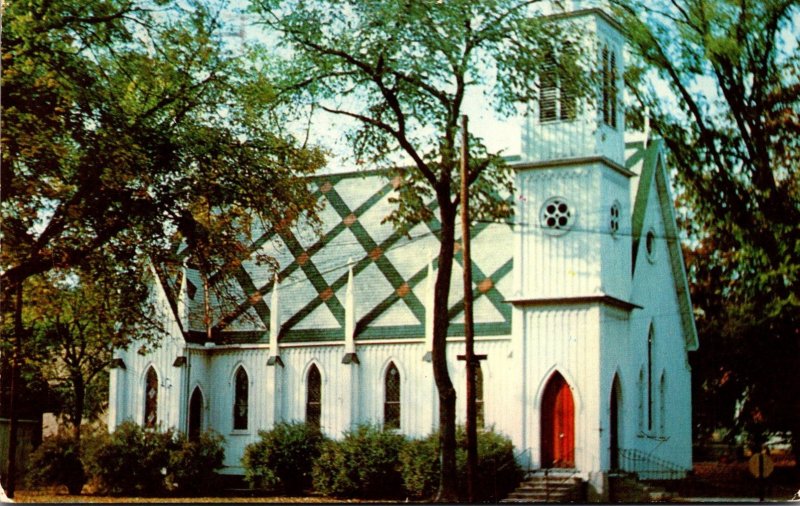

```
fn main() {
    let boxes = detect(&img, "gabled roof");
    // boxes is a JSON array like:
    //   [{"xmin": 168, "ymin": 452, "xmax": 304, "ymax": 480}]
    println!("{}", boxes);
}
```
[
  {"xmin": 175, "ymin": 170, "xmax": 513, "ymax": 345},
  {"xmin": 627, "ymin": 139, "xmax": 699, "ymax": 351},
  {"xmin": 155, "ymin": 139, "xmax": 697, "ymax": 350}
]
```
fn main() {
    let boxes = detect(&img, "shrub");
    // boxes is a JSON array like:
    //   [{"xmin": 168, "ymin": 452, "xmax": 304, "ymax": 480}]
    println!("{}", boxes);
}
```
[
  {"xmin": 399, "ymin": 425, "xmax": 524, "ymax": 502},
  {"xmin": 456, "ymin": 425, "xmax": 524, "ymax": 502},
  {"xmin": 84, "ymin": 421, "xmax": 225, "ymax": 496},
  {"xmin": 242, "ymin": 422, "xmax": 325, "ymax": 494},
  {"xmin": 398, "ymin": 433, "xmax": 439, "ymax": 499},
  {"xmin": 84, "ymin": 421, "xmax": 178, "ymax": 496},
  {"xmin": 312, "ymin": 424, "xmax": 407, "ymax": 498},
  {"xmin": 167, "ymin": 430, "xmax": 225, "ymax": 495},
  {"xmin": 26, "ymin": 432, "xmax": 87, "ymax": 495}
]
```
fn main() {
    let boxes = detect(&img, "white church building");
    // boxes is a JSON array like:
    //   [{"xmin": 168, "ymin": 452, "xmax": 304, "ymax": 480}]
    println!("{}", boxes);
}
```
[{"xmin": 109, "ymin": 2, "xmax": 698, "ymax": 495}]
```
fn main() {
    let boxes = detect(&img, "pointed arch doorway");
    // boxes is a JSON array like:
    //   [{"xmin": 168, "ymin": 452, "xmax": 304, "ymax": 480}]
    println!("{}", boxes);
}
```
[
  {"xmin": 541, "ymin": 372, "xmax": 575, "ymax": 468},
  {"xmin": 610, "ymin": 375, "xmax": 622, "ymax": 470},
  {"xmin": 188, "ymin": 387, "xmax": 203, "ymax": 440}
]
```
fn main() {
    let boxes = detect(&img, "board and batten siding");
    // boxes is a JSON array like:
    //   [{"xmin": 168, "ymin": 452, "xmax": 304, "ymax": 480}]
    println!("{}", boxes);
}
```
[
  {"xmin": 628, "ymin": 166, "xmax": 693, "ymax": 471},
  {"xmin": 598, "ymin": 305, "xmax": 633, "ymax": 470},
  {"xmin": 521, "ymin": 11, "xmax": 625, "ymax": 167},
  {"xmin": 519, "ymin": 305, "xmax": 602, "ymax": 473},
  {"xmin": 109, "ymin": 272, "xmax": 188, "ymax": 433},
  {"xmin": 115, "ymin": 334, "xmax": 520, "ymax": 474}
]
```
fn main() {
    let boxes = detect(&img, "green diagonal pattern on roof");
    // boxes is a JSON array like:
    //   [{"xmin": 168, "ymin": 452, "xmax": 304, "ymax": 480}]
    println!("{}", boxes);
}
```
[
  {"xmin": 323, "ymin": 183, "xmax": 427, "ymax": 324},
  {"xmin": 185, "ymin": 170, "xmax": 514, "ymax": 344},
  {"xmin": 158, "ymin": 140, "xmax": 697, "ymax": 350}
]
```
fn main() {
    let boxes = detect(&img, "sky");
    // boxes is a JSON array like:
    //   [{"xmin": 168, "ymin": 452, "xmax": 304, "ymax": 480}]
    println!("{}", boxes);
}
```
[
  {"xmin": 217, "ymin": 0, "xmax": 553, "ymax": 174},
  {"xmin": 217, "ymin": 0, "xmax": 799, "ymax": 176}
]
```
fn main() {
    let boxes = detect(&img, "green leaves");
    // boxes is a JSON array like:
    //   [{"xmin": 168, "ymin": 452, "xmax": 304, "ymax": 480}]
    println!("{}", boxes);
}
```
[
  {"xmin": 2, "ymin": 0, "xmax": 327, "ymax": 439},
  {"xmin": 619, "ymin": 0, "xmax": 800, "ymax": 451},
  {"xmin": 2, "ymin": 0, "xmax": 325, "ymax": 295},
  {"xmin": 250, "ymin": 0, "xmax": 581, "ymax": 190}
]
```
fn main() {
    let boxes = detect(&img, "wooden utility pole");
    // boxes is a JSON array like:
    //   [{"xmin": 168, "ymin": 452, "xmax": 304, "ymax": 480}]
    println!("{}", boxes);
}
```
[{"xmin": 459, "ymin": 114, "xmax": 478, "ymax": 502}]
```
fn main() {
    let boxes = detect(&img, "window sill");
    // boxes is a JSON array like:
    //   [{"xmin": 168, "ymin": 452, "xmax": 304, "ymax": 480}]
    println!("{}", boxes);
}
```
[{"xmin": 636, "ymin": 431, "xmax": 669, "ymax": 442}]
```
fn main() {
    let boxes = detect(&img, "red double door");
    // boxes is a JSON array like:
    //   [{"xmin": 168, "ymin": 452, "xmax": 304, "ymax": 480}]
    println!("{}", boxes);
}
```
[{"xmin": 540, "ymin": 373, "xmax": 575, "ymax": 468}]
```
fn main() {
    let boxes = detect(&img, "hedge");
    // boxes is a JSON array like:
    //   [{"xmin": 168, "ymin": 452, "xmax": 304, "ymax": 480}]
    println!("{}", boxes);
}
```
[
  {"xmin": 312, "ymin": 424, "xmax": 407, "ymax": 499},
  {"xmin": 242, "ymin": 421, "xmax": 326, "ymax": 494}
]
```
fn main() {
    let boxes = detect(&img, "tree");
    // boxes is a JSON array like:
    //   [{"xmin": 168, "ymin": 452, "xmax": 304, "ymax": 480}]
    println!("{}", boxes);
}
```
[
  {"xmin": 24, "ymin": 262, "xmax": 164, "ymax": 441},
  {"xmin": 616, "ymin": 0, "xmax": 800, "ymax": 458},
  {"xmin": 247, "ymin": 0, "xmax": 588, "ymax": 498},
  {"xmin": 1, "ymin": 0, "xmax": 325, "ymax": 495}
]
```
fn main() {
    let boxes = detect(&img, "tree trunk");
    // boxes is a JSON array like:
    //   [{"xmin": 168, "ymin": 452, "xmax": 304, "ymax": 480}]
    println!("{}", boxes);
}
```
[
  {"xmin": 71, "ymin": 371, "xmax": 85, "ymax": 442},
  {"xmin": 4, "ymin": 284, "xmax": 23, "ymax": 498},
  {"xmin": 433, "ymin": 196, "xmax": 458, "ymax": 502}
]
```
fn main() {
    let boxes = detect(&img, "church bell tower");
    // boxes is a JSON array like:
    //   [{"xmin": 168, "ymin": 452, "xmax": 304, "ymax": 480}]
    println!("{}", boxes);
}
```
[
  {"xmin": 507, "ymin": 3, "xmax": 635, "ymax": 475},
  {"xmin": 514, "ymin": 1, "xmax": 631, "ymax": 302}
]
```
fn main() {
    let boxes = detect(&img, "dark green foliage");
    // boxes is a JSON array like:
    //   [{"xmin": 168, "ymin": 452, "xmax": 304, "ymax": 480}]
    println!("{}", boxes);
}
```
[
  {"xmin": 242, "ymin": 421, "xmax": 326, "ymax": 494},
  {"xmin": 166, "ymin": 430, "xmax": 225, "ymax": 496},
  {"xmin": 26, "ymin": 432, "xmax": 86, "ymax": 495},
  {"xmin": 84, "ymin": 421, "xmax": 178, "ymax": 496},
  {"xmin": 312, "ymin": 424, "xmax": 407, "ymax": 499},
  {"xmin": 400, "ymin": 425, "xmax": 523, "ymax": 502},
  {"xmin": 2, "ymin": 0, "xmax": 324, "ymax": 494},
  {"xmin": 457, "ymin": 425, "xmax": 523, "ymax": 502},
  {"xmin": 84, "ymin": 421, "xmax": 224, "ymax": 496},
  {"xmin": 399, "ymin": 431, "xmax": 440, "ymax": 499},
  {"xmin": 617, "ymin": 0, "xmax": 800, "ymax": 458}
]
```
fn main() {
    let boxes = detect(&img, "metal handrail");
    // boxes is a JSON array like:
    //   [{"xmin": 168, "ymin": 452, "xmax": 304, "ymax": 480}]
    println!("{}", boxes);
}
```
[
  {"xmin": 618, "ymin": 448, "xmax": 686, "ymax": 480},
  {"xmin": 542, "ymin": 465, "xmax": 581, "ymax": 502},
  {"xmin": 498, "ymin": 446, "xmax": 532, "ymax": 473}
]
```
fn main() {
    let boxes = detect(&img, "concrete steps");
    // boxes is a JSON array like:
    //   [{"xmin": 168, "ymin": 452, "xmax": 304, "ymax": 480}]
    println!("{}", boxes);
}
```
[{"xmin": 501, "ymin": 472, "xmax": 585, "ymax": 503}]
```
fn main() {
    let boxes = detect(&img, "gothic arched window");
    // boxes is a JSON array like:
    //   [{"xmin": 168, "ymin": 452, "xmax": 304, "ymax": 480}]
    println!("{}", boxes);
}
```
[
  {"xmin": 384, "ymin": 362, "xmax": 401, "ymax": 429},
  {"xmin": 306, "ymin": 365, "xmax": 321, "ymax": 430},
  {"xmin": 233, "ymin": 366, "xmax": 248, "ymax": 430},
  {"xmin": 647, "ymin": 326, "xmax": 654, "ymax": 431},
  {"xmin": 144, "ymin": 366, "xmax": 158, "ymax": 429},
  {"xmin": 659, "ymin": 372, "xmax": 667, "ymax": 434}
]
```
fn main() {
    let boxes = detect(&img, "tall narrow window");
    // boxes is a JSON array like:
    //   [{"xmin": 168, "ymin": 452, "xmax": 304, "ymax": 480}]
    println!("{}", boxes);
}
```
[
  {"xmin": 659, "ymin": 372, "xmax": 667, "ymax": 434},
  {"xmin": 233, "ymin": 366, "xmax": 248, "ymax": 430},
  {"xmin": 638, "ymin": 367, "xmax": 645, "ymax": 432},
  {"xmin": 144, "ymin": 366, "xmax": 158, "ymax": 429},
  {"xmin": 306, "ymin": 364, "xmax": 321, "ymax": 430},
  {"xmin": 647, "ymin": 326, "xmax": 654, "ymax": 432},
  {"xmin": 539, "ymin": 57, "xmax": 558, "ymax": 123},
  {"xmin": 601, "ymin": 46, "xmax": 618, "ymax": 128},
  {"xmin": 559, "ymin": 42, "xmax": 577, "ymax": 120},
  {"xmin": 384, "ymin": 362, "xmax": 401, "ymax": 429},
  {"xmin": 602, "ymin": 47, "xmax": 610, "ymax": 125},
  {"xmin": 475, "ymin": 364, "xmax": 485, "ymax": 429},
  {"xmin": 609, "ymin": 51, "xmax": 617, "ymax": 127}
]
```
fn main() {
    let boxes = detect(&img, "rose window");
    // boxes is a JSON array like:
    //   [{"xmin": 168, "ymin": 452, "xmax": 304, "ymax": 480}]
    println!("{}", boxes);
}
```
[{"xmin": 540, "ymin": 197, "xmax": 574, "ymax": 234}]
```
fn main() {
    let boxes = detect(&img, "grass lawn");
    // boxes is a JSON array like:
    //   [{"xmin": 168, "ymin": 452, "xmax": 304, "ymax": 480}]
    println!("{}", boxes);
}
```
[{"xmin": 13, "ymin": 488, "xmax": 398, "ymax": 503}]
